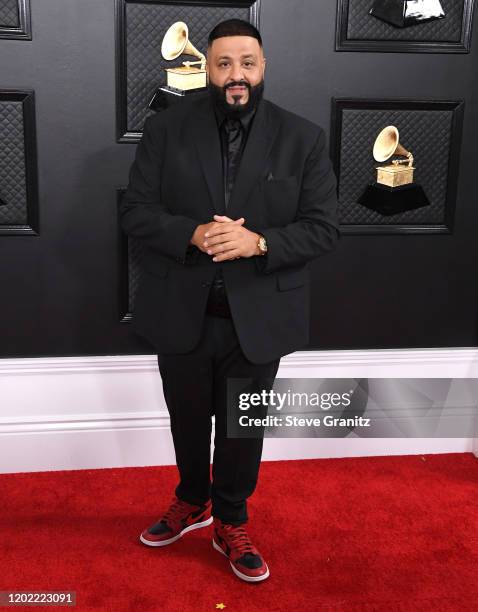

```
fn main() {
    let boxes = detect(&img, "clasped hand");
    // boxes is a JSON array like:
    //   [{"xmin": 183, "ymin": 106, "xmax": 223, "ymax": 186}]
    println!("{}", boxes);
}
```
[{"xmin": 191, "ymin": 214, "xmax": 259, "ymax": 262}]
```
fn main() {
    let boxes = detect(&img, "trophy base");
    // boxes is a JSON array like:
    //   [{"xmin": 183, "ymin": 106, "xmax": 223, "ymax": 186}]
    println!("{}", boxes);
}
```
[
  {"xmin": 148, "ymin": 85, "xmax": 208, "ymax": 112},
  {"xmin": 376, "ymin": 164, "xmax": 414, "ymax": 187},
  {"xmin": 358, "ymin": 182, "xmax": 430, "ymax": 216}
]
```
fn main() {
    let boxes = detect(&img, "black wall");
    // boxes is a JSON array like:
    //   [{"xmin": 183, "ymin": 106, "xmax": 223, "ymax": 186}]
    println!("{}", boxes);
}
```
[{"xmin": 0, "ymin": 0, "xmax": 477, "ymax": 357}]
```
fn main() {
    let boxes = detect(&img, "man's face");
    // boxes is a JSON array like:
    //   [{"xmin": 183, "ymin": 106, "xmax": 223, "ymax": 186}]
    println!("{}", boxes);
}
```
[{"xmin": 206, "ymin": 35, "xmax": 266, "ymax": 108}]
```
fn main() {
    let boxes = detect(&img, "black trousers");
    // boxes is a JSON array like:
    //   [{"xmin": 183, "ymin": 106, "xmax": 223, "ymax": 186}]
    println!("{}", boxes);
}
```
[{"xmin": 157, "ymin": 312, "xmax": 281, "ymax": 525}]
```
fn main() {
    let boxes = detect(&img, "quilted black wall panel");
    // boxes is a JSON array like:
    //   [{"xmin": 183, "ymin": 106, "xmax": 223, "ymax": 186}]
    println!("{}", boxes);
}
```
[
  {"xmin": 336, "ymin": 0, "xmax": 475, "ymax": 52},
  {"xmin": 0, "ymin": 0, "xmax": 19, "ymax": 27},
  {"xmin": 116, "ymin": 0, "xmax": 260, "ymax": 141},
  {"xmin": 0, "ymin": 90, "xmax": 38, "ymax": 234},
  {"xmin": 331, "ymin": 99, "xmax": 464, "ymax": 233},
  {"xmin": 117, "ymin": 188, "xmax": 145, "ymax": 321},
  {"xmin": 126, "ymin": 235, "xmax": 145, "ymax": 318}
]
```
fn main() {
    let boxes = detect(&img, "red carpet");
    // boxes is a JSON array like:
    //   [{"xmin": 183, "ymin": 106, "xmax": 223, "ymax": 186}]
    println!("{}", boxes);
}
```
[{"xmin": 1, "ymin": 453, "xmax": 477, "ymax": 611}]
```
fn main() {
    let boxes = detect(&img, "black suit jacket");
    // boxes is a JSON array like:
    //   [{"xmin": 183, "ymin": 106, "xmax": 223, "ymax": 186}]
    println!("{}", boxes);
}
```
[{"xmin": 119, "ymin": 92, "xmax": 340, "ymax": 364}]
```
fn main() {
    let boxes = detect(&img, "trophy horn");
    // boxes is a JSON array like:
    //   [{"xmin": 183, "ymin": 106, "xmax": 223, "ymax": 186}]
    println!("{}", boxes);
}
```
[
  {"xmin": 372, "ymin": 125, "xmax": 413, "ymax": 167},
  {"xmin": 161, "ymin": 21, "xmax": 206, "ymax": 68}
]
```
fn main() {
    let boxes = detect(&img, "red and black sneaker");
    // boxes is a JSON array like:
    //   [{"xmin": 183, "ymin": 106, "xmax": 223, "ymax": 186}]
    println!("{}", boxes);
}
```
[
  {"xmin": 212, "ymin": 517, "xmax": 270, "ymax": 582},
  {"xmin": 140, "ymin": 496, "xmax": 212, "ymax": 547}
]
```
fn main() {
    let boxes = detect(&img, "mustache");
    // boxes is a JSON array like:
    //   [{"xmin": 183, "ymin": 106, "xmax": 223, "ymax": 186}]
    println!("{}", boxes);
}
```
[{"xmin": 224, "ymin": 81, "xmax": 250, "ymax": 91}]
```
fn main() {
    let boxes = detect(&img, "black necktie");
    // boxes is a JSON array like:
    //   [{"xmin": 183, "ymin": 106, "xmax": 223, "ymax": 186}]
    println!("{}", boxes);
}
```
[{"xmin": 223, "ymin": 118, "xmax": 243, "ymax": 209}]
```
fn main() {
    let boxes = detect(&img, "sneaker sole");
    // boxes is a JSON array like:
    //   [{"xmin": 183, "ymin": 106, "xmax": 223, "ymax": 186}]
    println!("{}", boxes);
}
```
[
  {"xmin": 212, "ymin": 538, "xmax": 270, "ymax": 582},
  {"xmin": 140, "ymin": 516, "xmax": 213, "ymax": 547}
]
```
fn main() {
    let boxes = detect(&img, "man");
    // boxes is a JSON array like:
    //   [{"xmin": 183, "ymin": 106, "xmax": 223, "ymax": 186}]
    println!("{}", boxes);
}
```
[{"xmin": 119, "ymin": 19, "xmax": 340, "ymax": 582}]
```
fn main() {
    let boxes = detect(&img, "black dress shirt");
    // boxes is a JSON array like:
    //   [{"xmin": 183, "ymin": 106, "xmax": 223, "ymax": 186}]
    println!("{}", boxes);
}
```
[{"xmin": 204, "ymin": 103, "xmax": 258, "ymax": 316}]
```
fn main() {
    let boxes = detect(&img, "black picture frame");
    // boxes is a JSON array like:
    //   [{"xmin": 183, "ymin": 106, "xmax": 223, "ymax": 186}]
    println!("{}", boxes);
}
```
[
  {"xmin": 0, "ymin": 0, "xmax": 31, "ymax": 40},
  {"xmin": 336, "ymin": 0, "xmax": 475, "ymax": 53},
  {"xmin": 330, "ymin": 97, "xmax": 464, "ymax": 234},
  {"xmin": 115, "ymin": 0, "xmax": 261, "ymax": 143},
  {"xmin": 0, "ymin": 89, "xmax": 39, "ymax": 235}
]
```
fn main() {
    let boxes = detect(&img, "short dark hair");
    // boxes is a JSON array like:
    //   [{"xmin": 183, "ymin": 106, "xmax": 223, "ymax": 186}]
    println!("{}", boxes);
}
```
[{"xmin": 208, "ymin": 18, "xmax": 262, "ymax": 48}]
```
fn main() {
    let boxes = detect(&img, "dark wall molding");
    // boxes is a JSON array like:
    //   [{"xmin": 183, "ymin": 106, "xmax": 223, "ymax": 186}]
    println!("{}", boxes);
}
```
[{"xmin": 0, "ymin": 0, "xmax": 31, "ymax": 40}]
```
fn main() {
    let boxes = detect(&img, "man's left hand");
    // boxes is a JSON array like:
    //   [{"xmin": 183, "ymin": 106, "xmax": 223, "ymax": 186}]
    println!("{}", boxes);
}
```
[{"xmin": 204, "ymin": 215, "xmax": 260, "ymax": 262}]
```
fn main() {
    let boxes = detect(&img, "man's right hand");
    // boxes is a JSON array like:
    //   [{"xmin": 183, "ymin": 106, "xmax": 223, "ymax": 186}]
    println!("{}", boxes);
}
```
[{"xmin": 190, "ymin": 217, "xmax": 245, "ymax": 258}]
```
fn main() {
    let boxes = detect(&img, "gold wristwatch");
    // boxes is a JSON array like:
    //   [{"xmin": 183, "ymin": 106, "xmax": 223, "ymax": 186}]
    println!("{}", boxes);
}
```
[{"xmin": 257, "ymin": 233, "xmax": 268, "ymax": 255}]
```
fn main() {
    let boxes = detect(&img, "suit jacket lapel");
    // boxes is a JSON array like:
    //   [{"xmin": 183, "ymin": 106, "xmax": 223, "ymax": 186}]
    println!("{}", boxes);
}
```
[
  {"xmin": 226, "ymin": 98, "xmax": 279, "ymax": 220},
  {"xmin": 190, "ymin": 95, "xmax": 225, "ymax": 216}
]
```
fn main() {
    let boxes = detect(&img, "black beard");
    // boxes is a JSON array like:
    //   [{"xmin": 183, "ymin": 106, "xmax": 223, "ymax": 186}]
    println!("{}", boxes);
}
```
[{"xmin": 208, "ymin": 79, "xmax": 264, "ymax": 118}]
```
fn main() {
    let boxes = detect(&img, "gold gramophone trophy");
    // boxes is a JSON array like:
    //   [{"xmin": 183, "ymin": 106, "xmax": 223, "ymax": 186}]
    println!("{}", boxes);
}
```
[
  {"xmin": 149, "ymin": 21, "xmax": 208, "ymax": 112},
  {"xmin": 358, "ymin": 125, "xmax": 430, "ymax": 215}
]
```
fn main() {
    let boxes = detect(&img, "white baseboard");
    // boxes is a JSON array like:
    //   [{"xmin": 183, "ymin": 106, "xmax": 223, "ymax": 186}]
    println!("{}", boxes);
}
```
[{"xmin": 1, "ymin": 348, "xmax": 477, "ymax": 473}]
